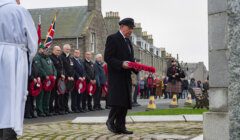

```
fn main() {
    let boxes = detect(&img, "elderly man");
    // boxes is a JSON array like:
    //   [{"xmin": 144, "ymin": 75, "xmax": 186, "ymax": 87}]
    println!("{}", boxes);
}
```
[
  {"xmin": 0, "ymin": 0, "xmax": 37, "ymax": 138},
  {"xmin": 61, "ymin": 44, "xmax": 75, "ymax": 113},
  {"xmin": 104, "ymin": 18, "xmax": 138, "ymax": 134},
  {"xmin": 83, "ymin": 51, "xmax": 96, "ymax": 112},
  {"xmin": 94, "ymin": 54, "xmax": 107, "ymax": 110},
  {"xmin": 50, "ymin": 46, "xmax": 65, "ymax": 115},
  {"xmin": 72, "ymin": 49, "xmax": 86, "ymax": 113}
]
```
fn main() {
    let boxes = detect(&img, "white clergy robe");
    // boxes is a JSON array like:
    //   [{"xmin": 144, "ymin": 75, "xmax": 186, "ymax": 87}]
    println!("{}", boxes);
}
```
[{"xmin": 0, "ymin": 0, "xmax": 37, "ymax": 136}]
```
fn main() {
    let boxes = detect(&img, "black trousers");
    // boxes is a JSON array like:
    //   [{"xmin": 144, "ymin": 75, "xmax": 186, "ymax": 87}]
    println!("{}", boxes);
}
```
[
  {"xmin": 133, "ymin": 85, "xmax": 138, "ymax": 103},
  {"xmin": 82, "ymin": 91, "xmax": 93, "ymax": 110},
  {"xmin": 93, "ymin": 86, "xmax": 102, "ymax": 109},
  {"xmin": 63, "ymin": 92, "xmax": 70, "ymax": 111},
  {"xmin": 107, "ymin": 106, "xmax": 128, "ymax": 131},
  {"xmin": 0, "ymin": 128, "xmax": 17, "ymax": 140},
  {"xmin": 25, "ymin": 95, "xmax": 35, "ymax": 116},
  {"xmin": 49, "ymin": 87, "xmax": 57, "ymax": 113},
  {"xmin": 71, "ymin": 89, "xmax": 83, "ymax": 111}
]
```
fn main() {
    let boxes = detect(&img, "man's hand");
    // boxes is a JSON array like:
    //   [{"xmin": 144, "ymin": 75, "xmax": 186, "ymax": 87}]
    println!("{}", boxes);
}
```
[
  {"xmin": 33, "ymin": 78, "xmax": 37, "ymax": 83},
  {"xmin": 122, "ymin": 61, "xmax": 129, "ymax": 69},
  {"xmin": 61, "ymin": 75, "xmax": 65, "ymax": 79}
]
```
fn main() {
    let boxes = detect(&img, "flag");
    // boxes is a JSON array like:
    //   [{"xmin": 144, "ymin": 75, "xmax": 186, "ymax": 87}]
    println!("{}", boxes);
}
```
[
  {"xmin": 44, "ymin": 14, "xmax": 57, "ymax": 48},
  {"xmin": 37, "ymin": 15, "xmax": 42, "ymax": 46}
]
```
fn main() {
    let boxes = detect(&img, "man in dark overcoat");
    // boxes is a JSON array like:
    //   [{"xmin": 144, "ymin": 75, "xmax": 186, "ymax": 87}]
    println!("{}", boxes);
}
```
[{"xmin": 104, "ymin": 18, "xmax": 138, "ymax": 134}]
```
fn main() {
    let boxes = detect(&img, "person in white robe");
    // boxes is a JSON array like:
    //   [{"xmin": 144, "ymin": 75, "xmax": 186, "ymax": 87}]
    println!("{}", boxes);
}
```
[{"xmin": 0, "ymin": 0, "xmax": 38, "ymax": 138}]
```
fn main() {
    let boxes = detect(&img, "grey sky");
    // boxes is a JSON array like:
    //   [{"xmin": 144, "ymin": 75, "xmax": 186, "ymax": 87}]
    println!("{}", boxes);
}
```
[{"xmin": 21, "ymin": 0, "xmax": 208, "ymax": 68}]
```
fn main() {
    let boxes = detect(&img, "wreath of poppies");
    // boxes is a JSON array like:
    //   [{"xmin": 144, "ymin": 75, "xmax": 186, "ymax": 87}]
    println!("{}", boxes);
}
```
[
  {"xmin": 57, "ymin": 78, "xmax": 66, "ymax": 95},
  {"xmin": 102, "ymin": 82, "xmax": 108, "ymax": 95},
  {"xmin": 28, "ymin": 79, "xmax": 42, "ymax": 96},
  {"xmin": 43, "ymin": 75, "xmax": 56, "ymax": 92},
  {"xmin": 128, "ymin": 62, "xmax": 156, "ymax": 73},
  {"xmin": 75, "ymin": 79, "xmax": 86, "ymax": 94},
  {"xmin": 87, "ymin": 83, "xmax": 96, "ymax": 96}
]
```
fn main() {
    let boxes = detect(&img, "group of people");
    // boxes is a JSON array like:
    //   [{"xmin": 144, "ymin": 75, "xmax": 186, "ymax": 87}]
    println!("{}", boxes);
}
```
[{"xmin": 24, "ymin": 44, "xmax": 109, "ymax": 119}]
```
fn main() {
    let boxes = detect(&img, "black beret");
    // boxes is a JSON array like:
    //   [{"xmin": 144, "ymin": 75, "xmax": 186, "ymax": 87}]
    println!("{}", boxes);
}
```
[{"xmin": 119, "ymin": 18, "xmax": 135, "ymax": 28}]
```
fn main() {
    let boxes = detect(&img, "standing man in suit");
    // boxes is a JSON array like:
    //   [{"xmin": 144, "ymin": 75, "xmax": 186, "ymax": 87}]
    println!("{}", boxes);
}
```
[
  {"xmin": 72, "ymin": 49, "xmax": 86, "ymax": 113},
  {"xmin": 104, "ymin": 18, "xmax": 138, "ymax": 134}
]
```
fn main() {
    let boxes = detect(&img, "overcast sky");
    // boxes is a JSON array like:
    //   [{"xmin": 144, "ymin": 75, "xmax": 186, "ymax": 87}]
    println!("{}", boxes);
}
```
[{"xmin": 21, "ymin": 0, "xmax": 208, "ymax": 69}]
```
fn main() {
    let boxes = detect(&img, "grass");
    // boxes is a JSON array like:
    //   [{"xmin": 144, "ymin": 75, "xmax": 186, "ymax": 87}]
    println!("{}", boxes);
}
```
[{"xmin": 129, "ymin": 107, "xmax": 208, "ymax": 116}]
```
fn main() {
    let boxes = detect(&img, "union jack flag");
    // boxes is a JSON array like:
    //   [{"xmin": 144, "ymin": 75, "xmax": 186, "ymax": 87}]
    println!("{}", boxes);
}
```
[{"xmin": 44, "ymin": 14, "xmax": 57, "ymax": 48}]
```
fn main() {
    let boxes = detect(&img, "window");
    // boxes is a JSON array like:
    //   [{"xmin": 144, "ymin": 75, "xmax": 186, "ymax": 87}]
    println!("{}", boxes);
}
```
[{"xmin": 90, "ymin": 32, "xmax": 96, "ymax": 53}]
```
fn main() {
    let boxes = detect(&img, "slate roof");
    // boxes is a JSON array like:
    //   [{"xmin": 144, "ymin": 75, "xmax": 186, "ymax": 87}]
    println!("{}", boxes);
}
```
[{"xmin": 29, "ymin": 6, "xmax": 92, "ymax": 39}]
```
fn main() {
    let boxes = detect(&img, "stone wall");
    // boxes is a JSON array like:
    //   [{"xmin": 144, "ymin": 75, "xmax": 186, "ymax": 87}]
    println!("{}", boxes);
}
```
[{"xmin": 203, "ymin": 0, "xmax": 229, "ymax": 139}]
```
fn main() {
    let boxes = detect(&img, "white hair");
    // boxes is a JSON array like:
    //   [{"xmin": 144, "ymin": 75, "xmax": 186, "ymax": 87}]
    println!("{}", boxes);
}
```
[{"xmin": 95, "ymin": 54, "xmax": 102, "ymax": 59}]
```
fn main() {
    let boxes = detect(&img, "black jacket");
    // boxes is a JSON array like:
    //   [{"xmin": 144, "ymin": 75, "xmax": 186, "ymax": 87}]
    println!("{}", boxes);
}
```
[
  {"xmin": 83, "ymin": 59, "xmax": 95, "ymax": 83},
  {"xmin": 104, "ymin": 31, "xmax": 137, "ymax": 109},
  {"xmin": 50, "ymin": 54, "xmax": 65, "ymax": 78},
  {"xmin": 60, "ymin": 53, "xmax": 75, "ymax": 78},
  {"xmin": 167, "ymin": 66, "xmax": 185, "ymax": 82},
  {"xmin": 94, "ymin": 61, "xmax": 107, "ymax": 87},
  {"xmin": 73, "ymin": 57, "xmax": 86, "ymax": 80}
]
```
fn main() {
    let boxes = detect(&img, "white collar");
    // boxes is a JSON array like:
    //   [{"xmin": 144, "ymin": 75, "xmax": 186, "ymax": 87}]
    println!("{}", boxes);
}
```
[{"xmin": 119, "ymin": 30, "xmax": 126, "ymax": 39}]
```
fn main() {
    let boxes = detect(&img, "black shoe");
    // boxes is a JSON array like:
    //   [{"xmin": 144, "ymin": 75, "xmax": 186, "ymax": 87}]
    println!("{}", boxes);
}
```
[
  {"xmin": 74, "ymin": 110, "xmax": 80, "ymax": 113},
  {"xmin": 98, "ymin": 107, "xmax": 104, "ymax": 110},
  {"xmin": 88, "ymin": 108, "xmax": 94, "ymax": 111},
  {"xmin": 38, "ymin": 113, "xmax": 46, "ymax": 117},
  {"xmin": 31, "ymin": 114, "xmax": 38, "ymax": 118},
  {"xmin": 58, "ymin": 111, "xmax": 65, "ymax": 115},
  {"xmin": 106, "ymin": 121, "xmax": 118, "ymax": 134},
  {"xmin": 120, "ymin": 129, "xmax": 133, "ymax": 134},
  {"xmin": 24, "ymin": 115, "xmax": 32, "ymax": 119},
  {"xmin": 45, "ymin": 112, "xmax": 53, "ymax": 117},
  {"xmin": 79, "ymin": 109, "xmax": 85, "ymax": 113},
  {"xmin": 105, "ymin": 106, "xmax": 111, "ymax": 109}
]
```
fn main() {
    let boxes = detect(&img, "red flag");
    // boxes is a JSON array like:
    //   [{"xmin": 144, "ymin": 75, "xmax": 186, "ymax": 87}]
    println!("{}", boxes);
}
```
[
  {"xmin": 37, "ymin": 15, "xmax": 42, "ymax": 46},
  {"xmin": 44, "ymin": 14, "xmax": 57, "ymax": 49}
]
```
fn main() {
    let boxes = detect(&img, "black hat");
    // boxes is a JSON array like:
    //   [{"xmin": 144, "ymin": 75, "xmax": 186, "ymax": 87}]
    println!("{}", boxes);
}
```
[{"xmin": 119, "ymin": 18, "xmax": 135, "ymax": 28}]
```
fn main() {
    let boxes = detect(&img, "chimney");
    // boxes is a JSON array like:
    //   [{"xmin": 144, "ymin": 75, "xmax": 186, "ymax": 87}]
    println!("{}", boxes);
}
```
[
  {"xmin": 142, "ymin": 31, "xmax": 148, "ymax": 41},
  {"xmin": 104, "ymin": 11, "xmax": 120, "ymax": 35},
  {"xmin": 148, "ymin": 35, "xmax": 153, "ymax": 45},
  {"xmin": 160, "ymin": 48, "xmax": 166, "ymax": 58},
  {"xmin": 88, "ymin": 0, "xmax": 101, "ymax": 12},
  {"xmin": 133, "ymin": 23, "xmax": 142, "ymax": 37}
]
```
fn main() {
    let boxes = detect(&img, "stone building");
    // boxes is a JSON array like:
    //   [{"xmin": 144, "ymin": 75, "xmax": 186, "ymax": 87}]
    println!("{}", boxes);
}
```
[
  {"xmin": 181, "ymin": 62, "xmax": 208, "ymax": 82},
  {"xmin": 30, "ymin": 0, "xmax": 168, "ymax": 77},
  {"xmin": 30, "ymin": 0, "xmax": 107, "ymax": 56}
]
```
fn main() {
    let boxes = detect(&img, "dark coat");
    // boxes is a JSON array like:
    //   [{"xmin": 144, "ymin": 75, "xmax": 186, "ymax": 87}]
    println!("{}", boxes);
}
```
[
  {"xmin": 83, "ymin": 59, "xmax": 95, "ymax": 83},
  {"xmin": 60, "ymin": 53, "xmax": 75, "ymax": 78},
  {"xmin": 73, "ymin": 57, "xmax": 86, "ymax": 80},
  {"xmin": 50, "ymin": 54, "xmax": 65, "ymax": 78},
  {"xmin": 94, "ymin": 61, "xmax": 107, "ymax": 87},
  {"xmin": 167, "ymin": 66, "xmax": 185, "ymax": 83},
  {"xmin": 182, "ymin": 79, "xmax": 189, "ymax": 90},
  {"xmin": 104, "ymin": 31, "xmax": 137, "ymax": 109},
  {"xmin": 29, "ymin": 55, "xmax": 41, "ymax": 81}
]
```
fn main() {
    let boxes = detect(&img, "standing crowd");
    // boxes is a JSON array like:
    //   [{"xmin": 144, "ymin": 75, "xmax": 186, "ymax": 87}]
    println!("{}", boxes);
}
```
[{"xmin": 25, "ymin": 44, "xmax": 109, "ymax": 119}]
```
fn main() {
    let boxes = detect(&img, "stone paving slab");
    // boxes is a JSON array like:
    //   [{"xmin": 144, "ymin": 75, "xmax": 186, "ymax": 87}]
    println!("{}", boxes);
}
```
[
  {"xmin": 72, "ymin": 115, "xmax": 202, "ymax": 124},
  {"xmin": 72, "ymin": 116, "xmax": 134, "ymax": 124},
  {"xmin": 191, "ymin": 134, "xmax": 203, "ymax": 140},
  {"xmin": 183, "ymin": 115, "xmax": 203, "ymax": 122},
  {"xmin": 131, "ymin": 115, "xmax": 185, "ymax": 122},
  {"xmin": 19, "ymin": 121, "xmax": 203, "ymax": 140}
]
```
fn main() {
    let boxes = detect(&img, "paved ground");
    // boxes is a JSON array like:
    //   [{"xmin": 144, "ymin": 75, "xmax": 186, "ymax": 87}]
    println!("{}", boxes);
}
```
[
  {"xmin": 24, "ymin": 99, "xmax": 193, "ymax": 124},
  {"xmin": 19, "ymin": 121, "xmax": 202, "ymax": 140},
  {"xmin": 20, "ymin": 98, "xmax": 202, "ymax": 140}
]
